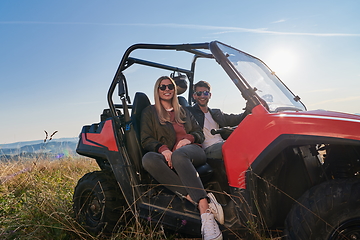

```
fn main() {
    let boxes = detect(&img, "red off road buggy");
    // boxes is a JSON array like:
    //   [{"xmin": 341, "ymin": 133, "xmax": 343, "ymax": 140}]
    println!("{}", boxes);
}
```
[{"xmin": 73, "ymin": 41, "xmax": 360, "ymax": 239}]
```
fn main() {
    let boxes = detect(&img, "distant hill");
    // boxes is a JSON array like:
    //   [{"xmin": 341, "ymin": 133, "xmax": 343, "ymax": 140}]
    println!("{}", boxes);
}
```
[
  {"xmin": 0, "ymin": 138, "xmax": 79, "ymax": 161},
  {"xmin": 0, "ymin": 138, "xmax": 78, "ymax": 149}
]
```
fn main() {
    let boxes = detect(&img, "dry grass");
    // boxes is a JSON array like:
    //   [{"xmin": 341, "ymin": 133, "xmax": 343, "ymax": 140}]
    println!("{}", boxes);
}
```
[
  {"xmin": 0, "ymin": 156, "xmax": 99, "ymax": 239},
  {"xmin": 0, "ymin": 156, "xmax": 280, "ymax": 239},
  {"xmin": 0, "ymin": 157, "xmax": 196, "ymax": 239}
]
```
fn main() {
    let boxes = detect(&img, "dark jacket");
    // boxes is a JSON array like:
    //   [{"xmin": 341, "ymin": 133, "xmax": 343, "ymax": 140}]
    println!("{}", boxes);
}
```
[
  {"xmin": 187, "ymin": 104, "xmax": 248, "ymax": 130},
  {"xmin": 141, "ymin": 105, "xmax": 205, "ymax": 153}
]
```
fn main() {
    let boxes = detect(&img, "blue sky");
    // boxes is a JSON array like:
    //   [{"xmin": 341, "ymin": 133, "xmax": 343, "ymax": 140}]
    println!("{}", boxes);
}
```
[{"xmin": 1, "ymin": 0, "xmax": 359, "ymax": 144}]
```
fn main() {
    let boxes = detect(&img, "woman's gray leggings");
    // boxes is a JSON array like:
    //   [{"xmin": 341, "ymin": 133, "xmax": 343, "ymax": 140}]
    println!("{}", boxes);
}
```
[{"xmin": 142, "ymin": 144, "xmax": 207, "ymax": 203}]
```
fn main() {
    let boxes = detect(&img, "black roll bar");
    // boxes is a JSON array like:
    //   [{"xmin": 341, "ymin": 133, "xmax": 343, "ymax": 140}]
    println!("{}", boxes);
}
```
[
  {"xmin": 126, "ymin": 57, "xmax": 192, "ymax": 75},
  {"xmin": 107, "ymin": 43, "xmax": 212, "ymax": 117}
]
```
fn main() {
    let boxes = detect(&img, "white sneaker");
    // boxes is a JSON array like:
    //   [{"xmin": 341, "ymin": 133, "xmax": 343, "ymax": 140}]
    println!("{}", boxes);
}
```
[
  {"xmin": 207, "ymin": 193, "xmax": 224, "ymax": 225},
  {"xmin": 201, "ymin": 211, "xmax": 223, "ymax": 240}
]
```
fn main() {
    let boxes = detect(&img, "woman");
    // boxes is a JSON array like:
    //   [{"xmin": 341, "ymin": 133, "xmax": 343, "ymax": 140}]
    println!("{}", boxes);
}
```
[{"xmin": 141, "ymin": 76, "xmax": 223, "ymax": 240}]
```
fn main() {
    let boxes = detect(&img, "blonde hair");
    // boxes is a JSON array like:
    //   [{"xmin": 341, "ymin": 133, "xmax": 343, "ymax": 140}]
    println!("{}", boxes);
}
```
[{"xmin": 154, "ymin": 76, "xmax": 185, "ymax": 124}]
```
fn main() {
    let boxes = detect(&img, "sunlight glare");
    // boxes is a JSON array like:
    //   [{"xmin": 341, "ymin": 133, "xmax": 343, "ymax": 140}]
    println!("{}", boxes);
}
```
[{"xmin": 267, "ymin": 48, "xmax": 298, "ymax": 76}]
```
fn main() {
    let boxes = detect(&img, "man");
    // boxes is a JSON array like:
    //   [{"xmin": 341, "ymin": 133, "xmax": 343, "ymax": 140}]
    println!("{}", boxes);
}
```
[{"xmin": 188, "ymin": 80, "xmax": 249, "ymax": 159}]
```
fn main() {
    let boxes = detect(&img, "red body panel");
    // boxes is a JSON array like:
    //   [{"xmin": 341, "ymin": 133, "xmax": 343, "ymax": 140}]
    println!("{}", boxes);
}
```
[
  {"xmin": 222, "ymin": 105, "xmax": 360, "ymax": 189},
  {"xmin": 81, "ymin": 120, "xmax": 119, "ymax": 152}
]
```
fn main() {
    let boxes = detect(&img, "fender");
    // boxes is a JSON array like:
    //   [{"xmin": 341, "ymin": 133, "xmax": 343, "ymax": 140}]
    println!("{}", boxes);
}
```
[
  {"xmin": 76, "ymin": 119, "xmax": 138, "ymax": 212},
  {"xmin": 78, "ymin": 119, "xmax": 118, "ymax": 152},
  {"xmin": 223, "ymin": 105, "xmax": 360, "ymax": 189}
]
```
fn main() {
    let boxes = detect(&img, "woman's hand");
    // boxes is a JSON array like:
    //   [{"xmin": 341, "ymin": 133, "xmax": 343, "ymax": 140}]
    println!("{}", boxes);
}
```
[
  {"xmin": 161, "ymin": 149, "xmax": 173, "ymax": 169},
  {"xmin": 175, "ymin": 138, "xmax": 191, "ymax": 150}
]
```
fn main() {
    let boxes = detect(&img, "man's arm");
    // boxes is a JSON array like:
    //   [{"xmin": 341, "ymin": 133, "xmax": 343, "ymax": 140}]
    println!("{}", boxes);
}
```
[{"xmin": 211, "ymin": 108, "xmax": 249, "ymax": 128}]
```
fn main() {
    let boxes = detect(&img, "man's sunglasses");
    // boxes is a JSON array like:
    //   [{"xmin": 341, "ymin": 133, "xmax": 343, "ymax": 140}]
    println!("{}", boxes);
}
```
[
  {"xmin": 194, "ymin": 90, "xmax": 210, "ymax": 96},
  {"xmin": 159, "ymin": 84, "xmax": 175, "ymax": 91}
]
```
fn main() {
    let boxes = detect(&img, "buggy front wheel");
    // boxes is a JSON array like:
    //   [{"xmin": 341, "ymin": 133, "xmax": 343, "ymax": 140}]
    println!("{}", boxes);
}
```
[
  {"xmin": 73, "ymin": 171, "xmax": 127, "ymax": 236},
  {"xmin": 285, "ymin": 178, "xmax": 360, "ymax": 240}
]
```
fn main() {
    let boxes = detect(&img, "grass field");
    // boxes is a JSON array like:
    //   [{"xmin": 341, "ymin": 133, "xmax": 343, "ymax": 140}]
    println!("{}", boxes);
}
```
[
  {"xmin": 0, "ymin": 155, "xmax": 281, "ymax": 240},
  {"xmin": 0, "ymin": 156, "xmax": 181, "ymax": 239},
  {"xmin": 0, "ymin": 156, "xmax": 97, "ymax": 239}
]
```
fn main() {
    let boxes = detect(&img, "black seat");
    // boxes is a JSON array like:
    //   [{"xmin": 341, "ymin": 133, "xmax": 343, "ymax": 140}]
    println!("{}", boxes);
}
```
[
  {"xmin": 122, "ymin": 92, "xmax": 150, "ymax": 182},
  {"xmin": 131, "ymin": 92, "xmax": 151, "ymax": 147},
  {"xmin": 178, "ymin": 96, "xmax": 189, "ymax": 107}
]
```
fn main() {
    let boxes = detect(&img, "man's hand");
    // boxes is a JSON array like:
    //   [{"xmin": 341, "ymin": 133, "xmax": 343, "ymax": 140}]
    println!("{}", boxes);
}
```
[
  {"xmin": 175, "ymin": 138, "xmax": 191, "ymax": 150},
  {"xmin": 244, "ymin": 100, "xmax": 253, "ymax": 113},
  {"xmin": 161, "ymin": 149, "xmax": 173, "ymax": 169}
]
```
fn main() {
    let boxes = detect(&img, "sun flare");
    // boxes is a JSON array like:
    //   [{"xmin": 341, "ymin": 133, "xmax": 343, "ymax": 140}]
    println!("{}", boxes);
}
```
[{"xmin": 266, "ymin": 48, "xmax": 298, "ymax": 76}]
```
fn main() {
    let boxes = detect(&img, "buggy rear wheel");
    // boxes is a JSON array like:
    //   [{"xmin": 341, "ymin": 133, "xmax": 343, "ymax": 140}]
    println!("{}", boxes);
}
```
[
  {"xmin": 284, "ymin": 178, "xmax": 360, "ymax": 240},
  {"xmin": 73, "ymin": 171, "xmax": 127, "ymax": 236}
]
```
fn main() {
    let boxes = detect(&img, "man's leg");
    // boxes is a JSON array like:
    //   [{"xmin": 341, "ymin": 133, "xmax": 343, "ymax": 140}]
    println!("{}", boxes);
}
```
[
  {"xmin": 205, "ymin": 142, "xmax": 230, "ymax": 195},
  {"xmin": 204, "ymin": 142, "xmax": 223, "ymax": 159}
]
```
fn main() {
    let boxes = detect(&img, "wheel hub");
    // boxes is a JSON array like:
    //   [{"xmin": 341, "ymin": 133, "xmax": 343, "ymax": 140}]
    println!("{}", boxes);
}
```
[
  {"xmin": 88, "ymin": 196, "xmax": 101, "ymax": 220},
  {"xmin": 329, "ymin": 218, "xmax": 360, "ymax": 240}
]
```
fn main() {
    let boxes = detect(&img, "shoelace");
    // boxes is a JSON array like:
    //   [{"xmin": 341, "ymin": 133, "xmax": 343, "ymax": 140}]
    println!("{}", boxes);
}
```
[{"xmin": 201, "ymin": 212, "xmax": 219, "ymax": 237}]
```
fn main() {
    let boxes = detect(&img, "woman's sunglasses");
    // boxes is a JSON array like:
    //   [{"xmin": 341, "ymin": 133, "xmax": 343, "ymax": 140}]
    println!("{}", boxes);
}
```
[
  {"xmin": 159, "ymin": 84, "xmax": 175, "ymax": 91},
  {"xmin": 194, "ymin": 90, "xmax": 210, "ymax": 96}
]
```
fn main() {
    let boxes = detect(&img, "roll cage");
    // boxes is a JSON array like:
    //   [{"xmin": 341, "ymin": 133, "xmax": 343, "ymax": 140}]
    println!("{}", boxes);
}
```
[
  {"xmin": 107, "ymin": 41, "xmax": 305, "ymax": 119},
  {"xmin": 107, "ymin": 42, "xmax": 266, "ymax": 119},
  {"xmin": 107, "ymin": 43, "xmax": 210, "ymax": 117}
]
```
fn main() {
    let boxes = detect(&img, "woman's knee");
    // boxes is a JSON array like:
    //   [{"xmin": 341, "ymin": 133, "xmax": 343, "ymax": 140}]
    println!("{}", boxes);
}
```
[
  {"xmin": 142, "ymin": 152, "xmax": 163, "ymax": 170},
  {"xmin": 171, "ymin": 149, "xmax": 190, "ymax": 166},
  {"xmin": 173, "ymin": 145, "xmax": 206, "ymax": 165}
]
